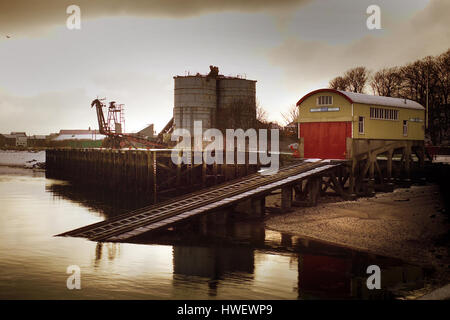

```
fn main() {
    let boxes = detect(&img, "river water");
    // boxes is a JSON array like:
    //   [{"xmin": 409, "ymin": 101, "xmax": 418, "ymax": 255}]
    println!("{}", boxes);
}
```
[{"xmin": 0, "ymin": 167, "xmax": 427, "ymax": 299}]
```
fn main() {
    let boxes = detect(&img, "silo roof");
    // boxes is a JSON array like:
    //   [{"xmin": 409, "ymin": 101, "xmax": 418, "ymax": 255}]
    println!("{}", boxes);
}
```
[{"xmin": 296, "ymin": 88, "xmax": 425, "ymax": 110}]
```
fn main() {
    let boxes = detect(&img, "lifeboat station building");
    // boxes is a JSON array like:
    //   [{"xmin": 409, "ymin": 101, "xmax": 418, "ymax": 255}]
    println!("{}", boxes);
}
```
[{"xmin": 296, "ymin": 88, "xmax": 426, "ymax": 194}]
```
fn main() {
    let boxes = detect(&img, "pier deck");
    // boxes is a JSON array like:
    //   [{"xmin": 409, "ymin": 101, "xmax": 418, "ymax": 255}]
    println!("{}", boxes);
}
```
[{"xmin": 57, "ymin": 160, "xmax": 340, "ymax": 242}]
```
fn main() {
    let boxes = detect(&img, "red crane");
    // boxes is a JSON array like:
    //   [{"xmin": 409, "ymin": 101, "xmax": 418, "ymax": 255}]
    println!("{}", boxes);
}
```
[{"xmin": 91, "ymin": 98, "xmax": 167, "ymax": 149}]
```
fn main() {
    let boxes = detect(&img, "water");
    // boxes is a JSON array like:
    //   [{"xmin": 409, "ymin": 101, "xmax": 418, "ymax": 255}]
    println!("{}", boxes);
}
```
[{"xmin": 0, "ymin": 167, "xmax": 427, "ymax": 299}]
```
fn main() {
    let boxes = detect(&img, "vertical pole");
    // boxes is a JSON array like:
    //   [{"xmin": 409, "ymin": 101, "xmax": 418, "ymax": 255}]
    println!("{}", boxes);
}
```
[
  {"xmin": 387, "ymin": 149, "xmax": 393, "ymax": 183},
  {"xmin": 405, "ymin": 144, "xmax": 411, "ymax": 181},
  {"xmin": 213, "ymin": 162, "xmax": 218, "ymax": 185},
  {"xmin": 153, "ymin": 151, "xmax": 157, "ymax": 203},
  {"xmin": 281, "ymin": 186, "xmax": 293, "ymax": 212},
  {"xmin": 349, "ymin": 159, "xmax": 356, "ymax": 196},
  {"xmin": 202, "ymin": 161, "xmax": 207, "ymax": 187},
  {"xmin": 147, "ymin": 151, "xmax": 152, "ymax": 195},
  {"xmin": 368, "ymin": 152, "xmax": 375, "ymax": 195}
]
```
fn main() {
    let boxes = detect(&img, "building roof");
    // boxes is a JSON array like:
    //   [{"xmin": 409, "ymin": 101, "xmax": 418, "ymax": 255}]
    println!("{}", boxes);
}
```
[
  {"xmin": 296, "ymin": 89, "xmax": 425, "ymax": 110},
  {"xmin": 29, "ymin": 135, "xmax": 47, "ymax": 139},
  {"xmin": 10, "ymin": 132, "xmax": 27, "ymax": 137},
  {"xmin": 53, "ymin": 134, "xmax": 105, "ymax": 141},
  {"xmin": 59, "ymin": 129, "xmax": 100, "ymax": 135},
  {"xmin": 1, "ymin": 134, "xmax": 16, "ymax": 139}
]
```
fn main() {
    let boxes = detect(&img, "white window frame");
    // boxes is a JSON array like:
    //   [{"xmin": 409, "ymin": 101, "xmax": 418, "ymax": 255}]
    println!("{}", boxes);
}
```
[
  {"xmin": 358, "ymin": 116, "xmax": 365, "ymax": 134},
  {"xmin": 403, "ymin": 120, "xmax": 408, "ymax": 136},
  {"xmin": 317, "ymin": 96, "xmax": 333, "ymax": 106},
  {"xmin": 370, "ymin": 107, "xmax": 399, "ymax": 121}
]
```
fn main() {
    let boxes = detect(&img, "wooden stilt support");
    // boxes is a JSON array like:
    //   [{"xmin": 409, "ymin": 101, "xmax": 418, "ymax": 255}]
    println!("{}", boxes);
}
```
[{"xmin": 281, "ymin": 186, "xmax": 293, "ymax": 212}]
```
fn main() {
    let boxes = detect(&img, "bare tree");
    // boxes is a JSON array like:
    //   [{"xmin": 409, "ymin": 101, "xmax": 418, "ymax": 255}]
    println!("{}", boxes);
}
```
[
  {"xmin": 344, "ymin": 66, "xmax": 370, "ymax": 93},
  {"xmin": 436, "ymin": 49, "xmax": 450, "ymax": 106},
  {"xmin": 329, "ymin": 76, "xmax": 349, "ymax": 91},
  {"xmin": 327, "ymin": 49, "xmax": 450, "ymax": 144},
  {"xmin": 281, "ymin": 104, "xmax": 299, "ymax": 125},
  {"xmin": 256, "ymin": 101, "xmax": 270, "ymax": 128},
  {"xmin": 370, "ymin": 67, "xmax": 402, "ymax": 97}
]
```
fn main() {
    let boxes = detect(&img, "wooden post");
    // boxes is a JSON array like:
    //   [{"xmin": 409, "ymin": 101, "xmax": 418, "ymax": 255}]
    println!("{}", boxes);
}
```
[
  {"xmin": 281, "ymin": 186, "xmax": 293, "ymax": 212},
  {"xmin": 153, "ymin": 151, "xmax": 157, "ymax": 203},
  {"xmin": 404, "ymin": 143, "xmax": 411, "ymax": 181},
  {"xmin": 387, "ymin": 149, "xmax": 393, "ymax": 183},
  {"xmin": 349, "ymin": 159, "xmax": 357, "ymax": 196},
  {"xmin": 202, "ymin": 161, "xmax": 207, "ymax": 187},
  {"xmin": 305, "ymin": 177, "xmax": 321, "ymax": 206},
  {"xmin": 213, "ymin": 162, "xmax": 218, "ymax": 185}
]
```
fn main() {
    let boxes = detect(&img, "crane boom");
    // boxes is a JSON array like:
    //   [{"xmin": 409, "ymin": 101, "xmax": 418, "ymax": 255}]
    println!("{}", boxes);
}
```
[
  {"xmin": 91, "ymin": 98, "xmax": 167, "ymax": 149},
  {"xmin": 91, "ymin": 99, "xmax": 109, "ymax": 135}
]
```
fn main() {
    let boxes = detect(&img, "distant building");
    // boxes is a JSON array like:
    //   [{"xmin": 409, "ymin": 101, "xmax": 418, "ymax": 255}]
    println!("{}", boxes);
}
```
[
  {"xmin": 16, "ymin": 136, "xmax": 27, "ymax": 147},
  {"xmin": 0, "ymin": 132, "xmax": 28, "ymax": 148},
  {"xmin": 296, "ymin": 88, "xmax": 425, "ymax": 159},
  {"xmin": 11, "ymin": 132, "xmax": 26, "ymax": 137},
  {"xmin": 0, "ymin": 134, "xmax": 17, "ymax": 147},
  {"xmin": 53, "ymin": 129, "xmax": 105, "ymax": 141},
  {"xmin": 283, "ymin": 121, "xmax": 298, "ymax": 137},
  {"xmin": 51, "ymin": 129, "xmax": 105, "ymax": 148},
  {"xmin": 137, "ymin": 124, "xmax": 155, "ymax": 138},
  {"xmin": 28, "ymin": 135, "xmax": 48, "ymax": 147}
]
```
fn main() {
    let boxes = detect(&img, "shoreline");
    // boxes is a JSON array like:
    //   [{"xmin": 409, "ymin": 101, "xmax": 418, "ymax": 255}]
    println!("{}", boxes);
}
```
[{"xmin": 0, "ymin": 150, "xmax": 45, "ymax": 169}]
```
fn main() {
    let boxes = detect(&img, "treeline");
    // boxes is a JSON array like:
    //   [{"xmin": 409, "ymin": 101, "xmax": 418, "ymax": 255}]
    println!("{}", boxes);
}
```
[{"xmin": 329, "ymin": 49, "xmax": 450, "ymax": 144}]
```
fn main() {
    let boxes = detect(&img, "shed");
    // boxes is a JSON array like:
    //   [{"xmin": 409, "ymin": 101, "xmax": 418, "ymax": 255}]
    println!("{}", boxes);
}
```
[{"xmin": 296, "ymin": 89, "xmax": 425, "ymax": 159}]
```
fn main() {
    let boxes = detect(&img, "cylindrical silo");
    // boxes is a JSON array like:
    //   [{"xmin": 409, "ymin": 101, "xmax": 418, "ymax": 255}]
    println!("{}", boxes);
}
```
[
  {"xmin": 217, "ymin": 78, "xmax": 257, "ymax": 129},
  {"xmin": 173, "ymin": 76, "xmax": 216, "ymax": 134}
]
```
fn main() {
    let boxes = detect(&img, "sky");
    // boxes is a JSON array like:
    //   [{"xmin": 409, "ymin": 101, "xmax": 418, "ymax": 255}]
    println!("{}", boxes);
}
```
[{"xmin": 0, "ymin": 0, "xmax": 449, "ymax": 135}]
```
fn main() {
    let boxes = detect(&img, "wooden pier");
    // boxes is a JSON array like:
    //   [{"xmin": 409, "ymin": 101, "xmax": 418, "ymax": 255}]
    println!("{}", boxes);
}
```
[
  {"xmin": 57, "ymin": 160, "xmax": 341, "ymax": 242},
  {"xmin": 51, "ymin": 142, "xmax": 428, "ymax": 243},
  {"xmin": 46, "ymin": 148, "xmax": 261, "ymax": 200}
]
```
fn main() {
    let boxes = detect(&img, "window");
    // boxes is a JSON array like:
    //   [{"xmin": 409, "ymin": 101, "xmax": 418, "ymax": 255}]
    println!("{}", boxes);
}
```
[
  {"xmin": 358, "ymin": 116, "xmax": 365, "ymax": 134},
  {"xmin": 317, "ymin": 96, "xmax": 333, "ymax": 106},
  {"xmin": 403, "ymin": 120, "xmax": 408, "ymax": 136},
  {"xmin": 369, "ymin": 107, "xmax": 398, "ymax": 120}
]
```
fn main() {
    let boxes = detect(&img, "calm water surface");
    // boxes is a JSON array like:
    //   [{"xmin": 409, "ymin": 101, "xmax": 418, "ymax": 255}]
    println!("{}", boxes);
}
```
[{"xmin": 0, "ymin": 167, "xmax": 426, "ymax": 299}]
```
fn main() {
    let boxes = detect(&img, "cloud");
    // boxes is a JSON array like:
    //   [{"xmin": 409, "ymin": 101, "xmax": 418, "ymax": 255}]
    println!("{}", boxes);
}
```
[
  {"xmin": 89, "ymin": 72, "xmax": 173, "ymax": 132},
  {"xmin": 268, "ymin": 0, "xmax": 450, "ymax": 94},
  {"xmin": 0, "ymin": 70, "xmax": 175, "ymax": 134},
  {"xmin": 0, "ymin": 88, "xmax": 95, "ymax": 134},
  {"xmin": 0, "ymin": 0, "xmax": 310, "ymax": 36}
]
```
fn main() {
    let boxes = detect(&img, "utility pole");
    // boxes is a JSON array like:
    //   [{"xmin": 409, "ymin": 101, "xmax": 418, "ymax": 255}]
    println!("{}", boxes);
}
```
[{"xmin": 426, "ymin": 73, "xmax": 429, "ymax": 130}]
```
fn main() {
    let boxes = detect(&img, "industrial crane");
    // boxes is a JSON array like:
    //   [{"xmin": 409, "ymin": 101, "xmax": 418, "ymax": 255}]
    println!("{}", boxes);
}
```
[{"xmin": 91, "ymin": 98, "xmax": 167, "ymax": 149}]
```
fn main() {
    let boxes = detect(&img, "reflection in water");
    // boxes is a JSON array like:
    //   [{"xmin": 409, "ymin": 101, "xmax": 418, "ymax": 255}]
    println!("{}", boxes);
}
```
[
  {"xmin": 0, "ymin": 168, "xmax": 430, "ymax": 299},
  {"xmin": 172, "ymin": 246, "xmax": 255, "ymax": 297},
  {"xmin": 94, "ymin": 242, "xmax": 121, "ymax": 266},
  {"xmin": 134, "ymin": 220, "xmax": 428, "ymax": 299},
  {"xmin": 46, "ymin": 181, "xmax": 153, "ymax": 219}
]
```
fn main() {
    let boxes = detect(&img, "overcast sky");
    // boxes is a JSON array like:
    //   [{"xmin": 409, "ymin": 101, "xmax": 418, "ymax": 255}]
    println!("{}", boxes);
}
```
[{"xmin": 0, "ymin": 0, "xmax": 448, "ymax": 134}]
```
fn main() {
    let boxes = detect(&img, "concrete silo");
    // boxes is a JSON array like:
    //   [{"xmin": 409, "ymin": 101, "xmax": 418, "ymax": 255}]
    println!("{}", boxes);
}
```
[
  {"xmin": 173, "ymin": 75, "xmax": 217, "ymax": 134},
  {"xmin": 217, "ymin": 77, "xmax": 257, "ymax": 130},
  {"xmin": 173, "ymin": 67, "xmax": 257, "ymax": 133}
]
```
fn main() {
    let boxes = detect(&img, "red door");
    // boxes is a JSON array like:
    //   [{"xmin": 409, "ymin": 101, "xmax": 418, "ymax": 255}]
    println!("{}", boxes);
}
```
[{"xmin": 300, "ymin": 122, "xmax": 351, "ymax": 159}]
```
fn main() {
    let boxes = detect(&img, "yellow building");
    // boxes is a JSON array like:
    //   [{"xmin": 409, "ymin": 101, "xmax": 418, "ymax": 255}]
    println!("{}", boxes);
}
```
[{"xmin": 296, "ymin": 89, "xmax": 425, "ymax": 159}]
